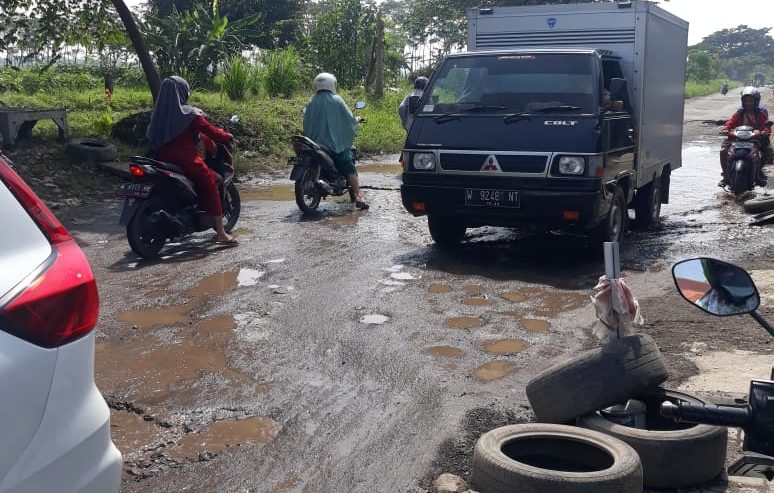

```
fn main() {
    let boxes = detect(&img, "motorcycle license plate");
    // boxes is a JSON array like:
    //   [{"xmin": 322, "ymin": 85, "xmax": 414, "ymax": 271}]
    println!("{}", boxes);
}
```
[
  {"xmin": 120, "ymin": 182, "xmax": 153, "ymax": 198},
  {"xmin": 465, "ymin": 188, "xmax": 520, "ymax": 208},
  {"xmin": 734, "ymin": 142, "xmax": 755, "ymax": 149}
]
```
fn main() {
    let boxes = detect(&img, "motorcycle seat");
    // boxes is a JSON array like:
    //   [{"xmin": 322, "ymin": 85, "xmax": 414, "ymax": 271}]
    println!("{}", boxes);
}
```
[
  {"xmin": 291, "ymin": 135, "xmax": 336, "ymax": 169},
  {"xmin": 131, "ymin": 156, "xmax": 186, "ymax": 175}
]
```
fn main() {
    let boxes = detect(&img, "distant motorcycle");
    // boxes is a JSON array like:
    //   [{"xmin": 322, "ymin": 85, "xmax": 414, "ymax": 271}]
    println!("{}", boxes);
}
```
[
  {"xmin": 119, "ymin": 116, "xmax": 241, "ymax": 258},
  {"xmin": 721, "ymin": 84, "xmax": 729, "ymax": 95},
  {"xmin": 721, "ymin": 125, "xmax": 763, "ymax": 198},
  {"xmin": 289, "ymin": 101, "xmax": 366, "ymax": 215}
]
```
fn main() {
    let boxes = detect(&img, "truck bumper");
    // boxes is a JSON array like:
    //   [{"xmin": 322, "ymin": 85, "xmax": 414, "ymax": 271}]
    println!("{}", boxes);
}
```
[{"xmin": 401, "ymin": 173, "xmax": 604, "ymax": 229}]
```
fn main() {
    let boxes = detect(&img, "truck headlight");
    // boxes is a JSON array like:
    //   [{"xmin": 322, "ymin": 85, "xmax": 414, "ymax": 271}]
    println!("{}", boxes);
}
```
[
  {"xmin": 412, "ymin": 152, "xmax": 436, "ymax": 170},
  {"xmin": 558, "ymin": 156, "xmax": 586, "ymax": 175}
]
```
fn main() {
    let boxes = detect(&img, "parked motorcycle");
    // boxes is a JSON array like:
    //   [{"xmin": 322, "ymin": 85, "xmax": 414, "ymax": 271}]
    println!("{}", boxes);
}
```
[
  {"xmin": 722, "ymin": 126, "xmax": 764, "ymax": 197},
  {"xmin": 667, "ymin": 257, "xmax": 774, "ymax": 479},
  {"xmin": 119, "ymin": 116, "xmax": 241, "ymax": 259},
  {"xmin": 289, "ymin": 101, "xmax": 366, "ymax": 215}
]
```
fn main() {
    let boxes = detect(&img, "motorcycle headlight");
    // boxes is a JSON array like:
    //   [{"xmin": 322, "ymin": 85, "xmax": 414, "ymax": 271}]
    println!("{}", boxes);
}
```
[
  {"xmin": 412, "ymin": 152, "xmax": 436, "ymax": 170},
  {"xmin": 558, "ymin": 156, "xmax": 586, "ymax": 175},
  {"xmin": 735, "ymin": 130, "xmax": 753, "ymax": 140}
]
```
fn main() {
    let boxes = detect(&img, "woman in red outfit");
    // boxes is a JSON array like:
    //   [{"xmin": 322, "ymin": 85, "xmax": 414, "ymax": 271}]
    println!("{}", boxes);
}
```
[{"xmin": 146, "ymin": 76, "xmax": 237, "ymax": 244}]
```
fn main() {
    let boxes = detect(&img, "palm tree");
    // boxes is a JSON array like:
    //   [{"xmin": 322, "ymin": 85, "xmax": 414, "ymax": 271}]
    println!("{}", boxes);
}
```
[{"xmin": 111, "ymin": 0, "xmax": 161, "ymax": 100}]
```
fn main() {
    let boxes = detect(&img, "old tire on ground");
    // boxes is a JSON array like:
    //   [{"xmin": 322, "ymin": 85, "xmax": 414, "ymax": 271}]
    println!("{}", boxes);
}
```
[
  {"xmin": 634, "ymin": 179, "xmax": 661, "ymax": 227},
  {"xmin": 577, "ymin": 388, "xmax": 727, "ymax": 489},
  {"xmin": 743, "ymin": 195, "xmax": 774, "ymax": 214},
  {"xmin": 471, "ymin": 424, "xmax": 642, "ymax": 493},
  {"xmin": 428, "ymin": 215, "xmax": 466, "ymax": 247},
  {"xmin": 67, "ymin": 137, "xmax": 118, "ymax": 162},
  {"xmin": 525, "ymin": 334, "xmax": 668, "ymax": 424}
]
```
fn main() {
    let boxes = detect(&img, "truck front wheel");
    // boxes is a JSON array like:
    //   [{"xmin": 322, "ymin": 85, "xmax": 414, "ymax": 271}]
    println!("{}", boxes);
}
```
[
  {"xmin": 592, "ymin": 187, "xmax": 626, "ymax": 249},
  {"xmin": 428, "ymin": 215, "xmax": 466, "ymax": 247}
]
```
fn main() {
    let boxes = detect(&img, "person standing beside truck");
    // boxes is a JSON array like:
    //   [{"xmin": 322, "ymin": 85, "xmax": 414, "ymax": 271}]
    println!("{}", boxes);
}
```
[{"xmin": 399, "ymin": 76, "xmax": 429, "ymax": 131}]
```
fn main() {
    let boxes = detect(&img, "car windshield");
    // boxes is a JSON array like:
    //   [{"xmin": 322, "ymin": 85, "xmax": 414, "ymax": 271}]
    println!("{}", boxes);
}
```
[{"xmin": 420, "ymin": 53, "xmax": 596, "ymax": 115}]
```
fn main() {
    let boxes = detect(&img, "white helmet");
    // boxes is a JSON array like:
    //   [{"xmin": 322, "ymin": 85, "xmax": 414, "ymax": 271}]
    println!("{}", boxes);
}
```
[{"xmin": 314, "ymin": 72, "xmax": 337, "ymax": 93}]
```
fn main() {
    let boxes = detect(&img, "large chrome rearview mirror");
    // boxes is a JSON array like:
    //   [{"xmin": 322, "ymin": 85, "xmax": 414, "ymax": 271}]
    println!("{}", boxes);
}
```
[{"xmin": 672, "ymin": 258, "xmax": 760, "ymax": 317}]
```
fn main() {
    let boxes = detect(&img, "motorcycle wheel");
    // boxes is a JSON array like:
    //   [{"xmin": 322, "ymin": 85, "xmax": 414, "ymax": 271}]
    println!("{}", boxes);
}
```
[
  {"xmin": 127, "ymin": 197, "xmax": 167, "ymax": 259},
  {"xmin": 732, "ymin": 160, "xmax": 754, "ymax": 197},
  {"xmin": 295, "ymin": 167, "xmax": 322, "ymax": 214},
  {"xmin": 223, "ymin": 182, "xmax": 241, "ymax": 233}
]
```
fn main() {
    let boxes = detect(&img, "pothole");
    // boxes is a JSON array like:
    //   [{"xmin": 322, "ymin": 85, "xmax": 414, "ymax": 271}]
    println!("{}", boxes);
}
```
[
  {"xmin": 445, "ymin": 317, "xmax": 482, "ymax": 329},
  {"xmin": 424, "ymin": 346, "xmax": 463, "ymax": 359},
  {"xmin": 169, "ymin": 417, "xmax": 281, "ymax": 460},
  {"xmin": 463, "ymin": 297, "xmax": 490, "ymax": 307},
  {"xmin": 522, "ymin": 319, "xmax": 551, "ymax": 333},
  {"xmin": 483, "ymin": 339, "xmax": 528, "ymax": 355},
  {"xmin": 428, "ymin": 283, "xmax": 454, "ymax": 294},
  {"xmin": 474, "ymin": 361, "xmax": 515, "ymax": 382}
]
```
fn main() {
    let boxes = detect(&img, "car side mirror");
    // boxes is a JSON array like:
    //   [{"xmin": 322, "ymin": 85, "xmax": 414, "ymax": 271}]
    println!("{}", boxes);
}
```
[
  {"xmin": 408, "ymin": 95, "xmax": 421, "ymax": 114},
  {"xmin": 673, "ymin": 258, "xmax": 760, "ymax": 317},
  {"xmin": 355, "ymin": 101, "xmax": 366, "ymax": 110},
  {"xmin": 609, "ymin": 78, "xmax": 630, "ymax": 109}
]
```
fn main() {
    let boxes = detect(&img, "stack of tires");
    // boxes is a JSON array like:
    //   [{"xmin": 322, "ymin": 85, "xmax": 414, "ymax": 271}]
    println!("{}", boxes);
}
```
[{"xmin": 471, "ymin": 334, "xmax": 728, "ymax": 493}]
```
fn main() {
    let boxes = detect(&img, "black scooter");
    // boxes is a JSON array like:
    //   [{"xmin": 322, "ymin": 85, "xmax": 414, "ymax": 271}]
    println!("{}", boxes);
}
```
[
  {"xmin": 667, "ymin": 257, "xmax": 774, "ymax": 479},
  {"xmin": 722, "ymin": 126, "xmax": 764, "ymax": 198},
  {"xmin": 289, "ymin": 101, "xmax": 365, "ymax": 215},
  {"xmin": 119, "ymin": 132, "xmax": 241, "ymax": 259}
]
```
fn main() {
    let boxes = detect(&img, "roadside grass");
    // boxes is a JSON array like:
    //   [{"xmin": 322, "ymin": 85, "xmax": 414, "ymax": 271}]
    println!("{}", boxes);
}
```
[
  {"xmin": 685, "ymin": 79, "xmax": 743, "ymax": 99},
  {"xmin": 1, "ymin": 84, "xmax": 409, "ymax": 172}
]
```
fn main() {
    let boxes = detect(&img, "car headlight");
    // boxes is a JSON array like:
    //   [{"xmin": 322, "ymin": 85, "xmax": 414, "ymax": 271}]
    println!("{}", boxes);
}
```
[
  {"xmin": 413, "ymin": 152, "xmax": 436, "ymax": 170},
  {"xmin": 558, "ymin": 156, "xmax": 586, "ymax": 175}
]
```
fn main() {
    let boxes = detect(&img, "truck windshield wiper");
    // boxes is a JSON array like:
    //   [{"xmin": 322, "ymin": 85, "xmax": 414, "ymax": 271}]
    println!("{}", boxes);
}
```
[
  {"xmin": 434, "ymin": 105, "xmax": 508, "ymax": 123},
  {"xmin": 503, "ymin": 105, "xmax": 582, "ymax": 124}
]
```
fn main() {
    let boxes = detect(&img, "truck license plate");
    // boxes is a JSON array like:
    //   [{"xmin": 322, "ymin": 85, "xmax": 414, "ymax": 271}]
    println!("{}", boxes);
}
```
[{"xmin": 464, "ymin": 188, "xmax": 520, "ymax": 208}]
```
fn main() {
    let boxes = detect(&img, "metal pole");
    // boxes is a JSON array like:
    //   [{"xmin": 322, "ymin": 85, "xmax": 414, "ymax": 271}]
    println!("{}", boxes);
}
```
[
  {"xmin": 604, "ymin": 241, "xmax": 622, "ymax": 339},
  {"xmin": 604, "ymin": 241, "xmax": 621, "ymax": 279}
]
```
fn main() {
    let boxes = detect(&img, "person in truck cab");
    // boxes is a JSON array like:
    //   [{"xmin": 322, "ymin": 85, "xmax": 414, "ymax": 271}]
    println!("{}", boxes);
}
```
[
  {"xmin": 602, "ymin": 89, "xmax": 624, "ymax": 112},
  {"xmin": 719, "ymin": 87, "xmax": 771, "ymax": 187},
  {"xmin": 303, "ymin": 72, "xmax": 369, "ymax": 210}
]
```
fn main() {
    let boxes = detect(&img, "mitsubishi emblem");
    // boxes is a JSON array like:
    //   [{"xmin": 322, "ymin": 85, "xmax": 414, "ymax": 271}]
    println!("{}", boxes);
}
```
[{"xmin": 481, "ymin": 155, "xmax": 502, "ymax": 172}]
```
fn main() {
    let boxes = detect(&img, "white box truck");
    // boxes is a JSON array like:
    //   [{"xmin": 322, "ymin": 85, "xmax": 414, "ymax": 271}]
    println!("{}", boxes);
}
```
[{"xmin": 400, "ymin": 1, "xmax": 688, "ymax": 248}]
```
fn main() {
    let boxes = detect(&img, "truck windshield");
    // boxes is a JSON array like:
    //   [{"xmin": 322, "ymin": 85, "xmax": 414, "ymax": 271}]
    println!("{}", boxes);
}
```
[{"xmin": 421, "ymin": 53, "xmax": 596, "ymax": 114}]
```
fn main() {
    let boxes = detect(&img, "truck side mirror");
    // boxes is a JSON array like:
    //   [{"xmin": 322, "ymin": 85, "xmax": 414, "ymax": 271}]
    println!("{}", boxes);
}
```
[
  {"xmin": 408, "ymin": 95, "xmax": 421, "ymax": 114},
  {"xmin": 609, "ymin": 78, "xmax": 630, "ymax": 110}
]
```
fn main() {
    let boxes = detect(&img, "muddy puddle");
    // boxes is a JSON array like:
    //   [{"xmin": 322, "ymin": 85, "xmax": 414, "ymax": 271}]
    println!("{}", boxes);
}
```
[
  {"xmin": 445, "ymin": 316, "xmax": 482, "ymax": 329},
  {"xmin": 169, "ymin": 417, "xmax": 281, "ymax": 460},
  {"xmin": 463, "ymin": 297, "xmax": 491, "ymax": 307},
  {"xmin": 97, "ymin": 314, "xmax": 263, "ymax": 409},
  {"xmin": 428, "ymin": 283, "xmax": 454, "ymax": 294},
  {"xmin": 499, "ymin": 287, "xmax": 587, "ymax": 317},
  {"xmin": 240, "ymin": 184, "xmax": 295, "ymax": 202},
  {"xmin": 110, "ymin": 410, "xmax": 165, "ymax": 455},
  {"xmin": 521, "ymin": 319, "xmax": 551, "ymax": 333},
  {"xmin": 482, "ymin": 339, "xmax": 528, "ymax": 355},
  {"xmin": 463, "ymin": 285, "xmax": 484, "ymax": 294},
  {"xmin": 474, "ymin": 361, "xmax": 515, "ymax": 382},
  {"xmin": 357, "ymin": 164, "xmax": 403, "ymax": 175},
  {"xmin": 424, "ymin": 346, "xmax": 463, "ymax": 359}
]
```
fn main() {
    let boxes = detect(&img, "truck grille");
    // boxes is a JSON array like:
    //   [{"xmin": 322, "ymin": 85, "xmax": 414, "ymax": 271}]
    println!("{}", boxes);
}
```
[
  {"xmin": 440, "ymin": 153, "xmax": 547, "ymax": 173},
  {"xmin": 476, "ymin": 28, "xmax": 636, "ymax": 49}
]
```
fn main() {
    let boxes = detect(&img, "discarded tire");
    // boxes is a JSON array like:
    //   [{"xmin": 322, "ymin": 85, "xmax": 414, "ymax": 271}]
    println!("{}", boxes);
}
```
[
  {"xmin": 743, "ymin": 196, "xmax": 774, "ymax": 214},
  {"xmin": 67, "ymin": 137, "xmax": 118, "ymax": 162},
  {"xmin": 577, "ymin": 388, "xmax": 727, "ymax": 489},
  {"xmin": 472, "ymin": 424, "xmax": 643, "ymax": 493},
  {"xmin": 526, "ymin": 334, "xmax": 668, "ymax": 424}
]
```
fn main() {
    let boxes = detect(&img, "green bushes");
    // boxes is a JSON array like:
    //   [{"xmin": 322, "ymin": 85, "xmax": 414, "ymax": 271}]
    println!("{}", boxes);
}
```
[
  {"xmin": 222, "ymin": 57, "xmax": 251, "ymax": 100},
  {"xmin": 259, "ymin": 48, "xmax": 304, "ymax": 97},
  {"xmin": 685, "ymin": 79, "xmax": 742, "ymax": 99}
]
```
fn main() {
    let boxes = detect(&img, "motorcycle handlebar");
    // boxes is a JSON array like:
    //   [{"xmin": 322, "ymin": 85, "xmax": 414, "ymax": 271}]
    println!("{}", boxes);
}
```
[{"xmin": 660, "ymin": 401, "xmax": 752, "ymax": 428}]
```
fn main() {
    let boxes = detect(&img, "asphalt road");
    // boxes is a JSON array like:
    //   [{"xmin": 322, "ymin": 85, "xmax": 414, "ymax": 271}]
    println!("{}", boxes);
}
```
[{"xmin": 56, "ymin": 88, "xmax": 774, "ymax": 493}]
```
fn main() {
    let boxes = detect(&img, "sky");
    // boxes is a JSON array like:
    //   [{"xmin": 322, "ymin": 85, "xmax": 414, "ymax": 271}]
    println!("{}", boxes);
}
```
[{"xmin": 123, "ymin": 0, "xmax": 774, "ymax": 46}]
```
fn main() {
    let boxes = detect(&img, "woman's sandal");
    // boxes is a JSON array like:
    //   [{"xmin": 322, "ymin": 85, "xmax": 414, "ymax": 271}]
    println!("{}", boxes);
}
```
[{"xmin": 214, "ymin": 237, "xmax": 239, "ymax": 246}]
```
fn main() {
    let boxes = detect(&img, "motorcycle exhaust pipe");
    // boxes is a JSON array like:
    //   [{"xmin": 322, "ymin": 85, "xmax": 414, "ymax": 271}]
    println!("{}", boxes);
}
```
[{"xmin": 150, "ymin": 210, "xmax": 185, "ymax": 236}]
